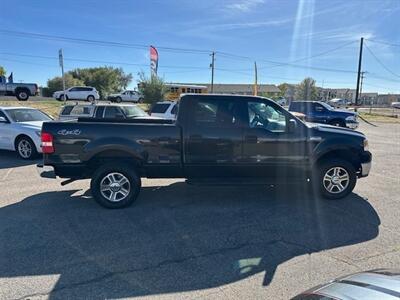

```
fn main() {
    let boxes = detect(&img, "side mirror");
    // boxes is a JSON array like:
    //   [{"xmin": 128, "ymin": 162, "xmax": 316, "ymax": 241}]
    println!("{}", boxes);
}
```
[
  {"xmin": 0, "ymin": 116, "xmax": 8, "ymax": 123},
  {"xmin": 287, "ymin": 119, "xmax": 297, "ymax": 133}
]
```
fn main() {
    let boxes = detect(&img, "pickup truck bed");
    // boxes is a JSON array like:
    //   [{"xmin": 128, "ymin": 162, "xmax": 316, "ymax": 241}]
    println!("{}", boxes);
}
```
[{"xmin": 39, "ymin": 94, "xmax": 372, "ymax": 208}]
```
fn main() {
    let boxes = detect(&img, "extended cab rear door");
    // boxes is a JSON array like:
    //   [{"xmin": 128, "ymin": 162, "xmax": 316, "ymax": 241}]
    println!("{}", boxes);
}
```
[{"xmin": 182, "ymin": 96, "xmax": 245, "ymax": 178}]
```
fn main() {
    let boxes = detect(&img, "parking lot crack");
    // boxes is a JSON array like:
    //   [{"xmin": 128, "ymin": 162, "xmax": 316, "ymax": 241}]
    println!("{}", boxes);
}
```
[{"xmin": 15, "ymin": 241, "xmax": 261, "ymax": 299}]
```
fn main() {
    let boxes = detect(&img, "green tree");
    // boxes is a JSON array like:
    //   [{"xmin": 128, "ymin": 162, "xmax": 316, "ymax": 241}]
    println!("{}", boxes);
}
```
[
  {"xmin": 69, "ymin": 66, "xmax": 132, "ymax": 98},
  {"xmin": 0, "ymin": 66, "xmax": 6, "ymax": 77},
  {"xmin": 278, "ymin": 83, "xmax": 289, "ymax": 97},
  {"xmin": 46, "ymin": 67, "xmax": 133, "ymax": 99},
  {"xmin": 296, "ymin": 77, "xmax": 318, "ymax": 100},
  {"xmin": 47, "ymin": 74, "xmax": 85, "ymax": 95},
  {"xmin": 137, "ymin": 72, "xmax": 167, "ymax": 104}
]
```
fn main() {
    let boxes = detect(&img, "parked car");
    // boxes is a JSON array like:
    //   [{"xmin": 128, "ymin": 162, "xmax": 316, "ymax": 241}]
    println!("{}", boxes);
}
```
[
  {"xmin": 58, "ymin": 103, "xmax": 149, "ymax": 121},
  {"xmin": 107, "ymin": 90, "xmax": 143, "ymax": 103},
  {"xmin": 0, "ymin": 75, "xmax": 39, "ymax": 101},
  {"xmin": 292, "ymin": 269, "xmax": 400, "ymax": 300},
  {"xmin": 289, "ymin": 101, "xmax": 358, "ymax": 129},
  {"xmin": 53, "ymin": 86, "xmax": 100, "ymax": 102},
  {"xmin": 150, "ymin": 101, "xmax": 178, "ymax": 120},
  {"xmin": 391, "ymin": 102, "xmax": 400, "ymax": 109},
  {"xmin": 0, "ymin": 107, "xmax": 52, "ymax": 159},
  {"xmin": 328, "ymin": 98, "xmax": 352, "ymax": 108},
  {"xmin": 38, "ymin": 94, "xmax": 371, "ymax": 209}
]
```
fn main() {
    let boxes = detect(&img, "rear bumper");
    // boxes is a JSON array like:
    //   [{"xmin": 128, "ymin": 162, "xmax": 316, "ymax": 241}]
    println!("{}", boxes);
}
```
[{"xmin": 36, "ymin": 164, "xmax": 56, "ymax": 179}]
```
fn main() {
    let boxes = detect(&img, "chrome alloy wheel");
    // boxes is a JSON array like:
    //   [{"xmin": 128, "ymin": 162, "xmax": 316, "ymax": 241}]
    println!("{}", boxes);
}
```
[
  {"xmin": 323, "ymin": 167, "xmax": 349, "ymax": 194},
  {"xmin": 18, "ymin": 139, "xmax": 32, "ymax": 158},
  {"xmin": 100, "ymin": 172, "xmax": 131, "ymax": 202}
]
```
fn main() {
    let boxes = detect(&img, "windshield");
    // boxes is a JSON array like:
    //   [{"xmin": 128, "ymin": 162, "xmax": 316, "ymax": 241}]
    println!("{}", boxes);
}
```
[
  {"xmin": 319, "ymin": 102, "xmax": 334, "ymax": 110},
  {"xmin": 120, "ymin": 106, "xmax": 148, "ymax": 118},
  {"xmin": 6, "ymin": 108, "xmax": 51, "ymax": 122}
]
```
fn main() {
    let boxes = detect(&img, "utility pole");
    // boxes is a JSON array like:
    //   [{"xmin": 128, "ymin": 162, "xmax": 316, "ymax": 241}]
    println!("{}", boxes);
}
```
[
  {"xmin": 359, "ymin": 71, "xmax": 366, "ymax": 105},
  {"xmin": 210, "ymin": 51, "xmax": 215, "ymax": 93},
  {"xmin": 355, "ymin": 37, "xmax": 364, "ymax": 106},
  {"xmin": 254, "ymin": 61, "xmax": 258, "ymax": 96},
  {"xmin": 59, "ymin": 49, "xmax": 66, "ymax": 104}
]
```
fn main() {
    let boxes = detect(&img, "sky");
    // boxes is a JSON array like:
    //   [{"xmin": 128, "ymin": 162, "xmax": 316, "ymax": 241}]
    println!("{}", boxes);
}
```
[{"xmin": 0, "ymin": 0, "xmax": 399, "ymax": 94}]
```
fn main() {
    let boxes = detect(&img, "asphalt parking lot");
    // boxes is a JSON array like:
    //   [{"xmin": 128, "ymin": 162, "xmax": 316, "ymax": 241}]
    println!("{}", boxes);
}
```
[{"xmin": 0, "ymin": 122, "xmax": 399, "ymax": 300}]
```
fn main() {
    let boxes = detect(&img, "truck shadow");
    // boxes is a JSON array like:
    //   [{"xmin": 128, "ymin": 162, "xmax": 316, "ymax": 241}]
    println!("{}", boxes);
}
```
[
  {"xmin": 0, "ymin": 150, "xmax": 41, "ymax": 169},
  {"xmin": 0, "ymin": 183, "xmax": 380, "ymax": 299}
]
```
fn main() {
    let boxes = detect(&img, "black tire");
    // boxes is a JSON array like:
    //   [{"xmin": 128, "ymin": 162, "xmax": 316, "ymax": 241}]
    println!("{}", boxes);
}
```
[
  {"xmin": 116, "ymin": 96, "xmax": 122, "ymax": 103},
  {"xmin": 15, "ymin": 89, "xmax": 30, "ymax": 101},
  {"xmin": 90, "ymin": 163, "xmax": 141, "ymax": 209},
  {"xmin": 87, "ymin": 95, "xmax": 95, "ymax": 102},
  {"xmin": 59, "ymin": 94, "xmax": 68, "ymax": 101},
  {"xmin": 314, "ymin": 159, "xmax": 356, "ymax": 200},
  {"xmin": 15, "ymin": 136, "xmax": 38, "ymax": 160},
  {"xmin": 138, "ymin": 97, "xmax": 144, "ymax": 103},
  {"xmin": 330, "ymin": 119, "xmax": 346, "ymax": 127}
]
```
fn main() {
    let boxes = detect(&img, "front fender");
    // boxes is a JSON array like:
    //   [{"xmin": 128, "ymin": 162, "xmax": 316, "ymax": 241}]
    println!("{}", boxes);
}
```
[{"xmin": 312, "ymin": 138, "xmax": 363, "ymax": 165}]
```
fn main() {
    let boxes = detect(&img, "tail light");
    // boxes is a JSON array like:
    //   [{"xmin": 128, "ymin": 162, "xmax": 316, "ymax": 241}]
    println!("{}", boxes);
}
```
[{"xmin": 41, "ymin": 132, "xmax": 54, "ymax": 154}]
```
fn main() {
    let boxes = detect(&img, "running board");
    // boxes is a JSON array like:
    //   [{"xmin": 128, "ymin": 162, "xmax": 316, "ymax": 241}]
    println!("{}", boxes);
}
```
[{"xmin": 186, "ymin": 177, "xmax": 308, "ymax": 186}]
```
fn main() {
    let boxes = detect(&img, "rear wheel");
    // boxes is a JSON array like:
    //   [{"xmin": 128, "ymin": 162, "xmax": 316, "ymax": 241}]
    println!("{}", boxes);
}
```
[
  {"xmin": 116, "ymin": 96, "xmax": 122, "ymax": 103},
  {"xmin": 16, "ymin": 89, "xmax": 30, "ymax": 101},
  {"xmin": 15, "ymin": 136, "xmax": 38, "ymax": 160},
  {"xmin": 315, "ymin": 159, "xmax": 356, "ymax": 199},
  {"xmin": 91, "ymin": 163, "xmax": 141, "ymax": 208}
]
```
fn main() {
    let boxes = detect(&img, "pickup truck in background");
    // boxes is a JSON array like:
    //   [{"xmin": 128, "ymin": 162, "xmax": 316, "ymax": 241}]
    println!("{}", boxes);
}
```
[
  {"xmin": 0, "ymin": 75, "xmax": 39, "ymax": 101},
  {"xmin": 289, "ymin": 100, "xmax": 359, "ymax": 129},
  {"xmin": 38, "ymin": 94, "xmax": 371, "ymax": 208},
  {"xmin": 58, "ymin": 103, "xmax": 150, "ymax": 121}
]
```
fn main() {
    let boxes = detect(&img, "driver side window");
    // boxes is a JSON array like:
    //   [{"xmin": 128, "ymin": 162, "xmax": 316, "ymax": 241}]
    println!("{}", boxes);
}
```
[{"xmin": 247, "ymin": 101, "xmax": 287, "ymax": 132}]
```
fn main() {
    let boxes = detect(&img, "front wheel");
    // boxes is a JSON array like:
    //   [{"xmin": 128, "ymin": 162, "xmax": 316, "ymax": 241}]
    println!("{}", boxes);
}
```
[
  {"xmin": 90, "ymin": 163, "xmax": 141, "ymax": 208},
  {"xmin": 314, "ymin": 159, "xmax": 357, "ymax": 199},
  {"xmin": 87, "ymin": 95, "xmax": 95, "ymax": 102}
]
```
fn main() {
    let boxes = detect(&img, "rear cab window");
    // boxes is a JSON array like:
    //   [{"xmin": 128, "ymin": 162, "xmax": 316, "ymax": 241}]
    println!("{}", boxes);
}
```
[
  {"xmin": 62, "ymin": 105, "xmax": 94, "ymax": 117},
  {"xmin": 151, "ymin": 103, "xmax": 170, "ymax": 114},
  {"xmin": 193, "ymin": 98, "xmax": 240, "ymax": 128}
]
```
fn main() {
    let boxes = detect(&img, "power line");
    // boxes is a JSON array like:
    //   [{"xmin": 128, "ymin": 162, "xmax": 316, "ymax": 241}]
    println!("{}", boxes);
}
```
[
  {"xmin": 0, "ymin": 57, "xmax": 58, "ymax": 68},
  {"xmin": 0, "ymin": 51, "xmax": 210, "ymax": 70},
  {"xmin": 364, "ymin": 43, "xmax": 400, "ymax": 78},
  {"xmin": 366, "ymin": 39, "xmax": 400, "ymax": 48},
  {"xmin": 0, "ymin": 29, "xmax": 211, "ymax": 54}
]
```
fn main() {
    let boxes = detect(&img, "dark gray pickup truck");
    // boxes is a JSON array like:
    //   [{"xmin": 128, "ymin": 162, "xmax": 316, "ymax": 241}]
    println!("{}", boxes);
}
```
[{"xmin": 39, "ymin": 94, "xmax": 372, "ymax": 208}]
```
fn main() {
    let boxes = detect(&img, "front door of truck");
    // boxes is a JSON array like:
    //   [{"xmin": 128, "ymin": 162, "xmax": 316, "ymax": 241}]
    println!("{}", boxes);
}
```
[
  {"xmin": 241, "ymin": 99, "xmax": 309, "ymax": 179},
  {"xmin": 184, "ymin": 97, "xmax": 244, "ymax": 177}
]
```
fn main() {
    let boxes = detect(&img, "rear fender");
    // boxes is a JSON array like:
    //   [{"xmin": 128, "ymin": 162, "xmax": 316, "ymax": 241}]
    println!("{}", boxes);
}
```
[{"xmin": 83, "ymin": 137, "xmax": 146, "ymax": 162}]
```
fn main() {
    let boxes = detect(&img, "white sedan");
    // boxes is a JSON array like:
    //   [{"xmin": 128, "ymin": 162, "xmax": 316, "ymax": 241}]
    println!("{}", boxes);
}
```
[{"xmin": 0, "ymin": 107, "xmax": 52, "ymax": 159}]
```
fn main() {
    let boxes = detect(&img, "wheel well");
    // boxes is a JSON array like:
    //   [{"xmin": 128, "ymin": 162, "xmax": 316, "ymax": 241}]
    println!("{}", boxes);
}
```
[
  {"xmin": 87, "ymin": 150, "xmax": 143, "ymax": 174},
  {"xmin": 316, "ymin": 149, "xmax": 361, "ymax": 171},
  {"xmin": 14, "ymin": 134, "xmax": 34, "ymax": 150},
  {"xmin": 15, "ymin": 87, "xmax": 31, "ymax": 95}
]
